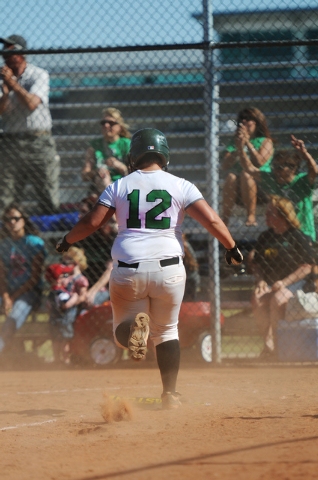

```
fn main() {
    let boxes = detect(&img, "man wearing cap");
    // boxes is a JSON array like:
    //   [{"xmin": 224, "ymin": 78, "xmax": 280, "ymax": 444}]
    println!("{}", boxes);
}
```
[{"xmin": 0, "ymin": 34, "xmax": 60, "ymax": 215}]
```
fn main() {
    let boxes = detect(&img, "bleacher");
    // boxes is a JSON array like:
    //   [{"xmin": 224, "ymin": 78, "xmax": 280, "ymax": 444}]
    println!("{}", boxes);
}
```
[{"xmin": 42, "ymin": 62, "xmax": 318, "ymax": 247}]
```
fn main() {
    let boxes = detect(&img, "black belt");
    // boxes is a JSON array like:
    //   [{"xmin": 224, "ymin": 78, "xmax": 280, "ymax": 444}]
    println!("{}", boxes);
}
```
[{"xmin": 118, "ymin": 257, "xmax": 179, "ymax": 268}]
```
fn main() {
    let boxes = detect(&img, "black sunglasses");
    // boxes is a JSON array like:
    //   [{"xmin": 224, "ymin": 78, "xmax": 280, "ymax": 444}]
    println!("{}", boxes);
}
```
[
  {"xmin": 4, "ymin": 216, "xmax": 23, "ymax": 222},
  {"xmin": 273, "ymin": 163, "xmax": 297, "ymax": 170},
  {"xmin": 100, "ymin": 120, "xmax": 118, "ymax": 127}
]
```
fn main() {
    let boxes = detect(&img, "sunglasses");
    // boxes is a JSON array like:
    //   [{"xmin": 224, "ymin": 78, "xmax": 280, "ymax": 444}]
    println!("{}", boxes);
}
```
[
  {"xmin": 100, "ymin": 120, "xmax": 118, "ymax": 127},
  {"xmin": 4, "ymin": 216, "xmax": 23, "ymax": 222},
  {"xmin": 273, "ymin": 163, "xmax": 297, "ymax": 170}
]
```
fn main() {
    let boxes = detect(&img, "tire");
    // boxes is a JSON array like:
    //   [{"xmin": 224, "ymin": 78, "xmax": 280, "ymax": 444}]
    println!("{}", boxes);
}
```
[
  {"xmin": 89, "ymin": 337, "xmax": 122, "ymax": 366},
  {"xmin": 196, "ymin": 331, "xmax": 212, "ymax": 363}
]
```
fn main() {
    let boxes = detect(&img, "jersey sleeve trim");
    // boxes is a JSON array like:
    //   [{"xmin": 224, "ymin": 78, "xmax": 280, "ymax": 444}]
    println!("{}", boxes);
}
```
[
  {"xmin": 98, "ymin": 199, "xmax": 115, "ymax": 209},
  {"xmin": 185, "ymin": 197, "xmax": 204, "ymax": 210}
]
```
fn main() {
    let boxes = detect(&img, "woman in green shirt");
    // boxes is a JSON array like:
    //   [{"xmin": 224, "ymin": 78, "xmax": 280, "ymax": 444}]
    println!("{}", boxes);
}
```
[
  {"xmin": 82, "ymin": 107, "xmax": 131, "ymax": 194},
  {"xmin": 222, "ymin": 107, "xmax": 274, "ymax": 226}
]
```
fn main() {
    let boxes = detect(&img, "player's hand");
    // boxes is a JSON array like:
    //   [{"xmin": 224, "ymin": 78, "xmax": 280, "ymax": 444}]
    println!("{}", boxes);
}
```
[
  {"xmin": 225, "ymin": 245, "xmax": 243, "ymax": 266},
  {"xmin": 56, "ymin": 236, "xmax": 71, "ymax": 253}
]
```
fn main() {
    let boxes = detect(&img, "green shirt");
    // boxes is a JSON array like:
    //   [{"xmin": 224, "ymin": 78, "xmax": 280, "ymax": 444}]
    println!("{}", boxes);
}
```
[
  {"xmin": 260, "ymin": 171, "xmax": 316, "ymax": 241},
  {"xmin": 89, "ymin": 137, "xmax": 131, "ymax": 182},
  {"xmin": 226, "ymin": 137, "xmax": 273, "ymax": 175}
]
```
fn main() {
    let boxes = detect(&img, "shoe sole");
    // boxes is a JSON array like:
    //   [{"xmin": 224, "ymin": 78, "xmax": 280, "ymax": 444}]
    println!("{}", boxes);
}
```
[{"xmin": 128, "ymin": 313, "xmax": 150, "ymax": 361}]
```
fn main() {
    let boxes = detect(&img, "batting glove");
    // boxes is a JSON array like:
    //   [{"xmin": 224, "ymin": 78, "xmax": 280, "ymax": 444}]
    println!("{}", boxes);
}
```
[
  {"xmin": 56, "ymin": 235, "xmax": 71, "ymax": 253},
  {"xmin": 225, "ymin": 245, "xmax": 243, "ymax": 266}
]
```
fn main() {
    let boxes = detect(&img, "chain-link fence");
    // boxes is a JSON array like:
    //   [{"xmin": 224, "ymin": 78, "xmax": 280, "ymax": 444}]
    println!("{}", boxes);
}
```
[{"xmin": 0, "ymin": 0, "xmax": 318, "ymax": 367}]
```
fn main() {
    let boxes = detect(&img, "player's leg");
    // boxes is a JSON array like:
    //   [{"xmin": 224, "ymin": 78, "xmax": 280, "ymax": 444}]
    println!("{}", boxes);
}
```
[
  {"xmin": 110, "ymin": 266, "xmax": 149, "ymax": 358},
  {"xmin": 149, "ymin": 262, "xmax": 186, "ymax": 408},
  {"xmin": 156, "ymin": 340, "xmax": 181, "ymax": 408}
]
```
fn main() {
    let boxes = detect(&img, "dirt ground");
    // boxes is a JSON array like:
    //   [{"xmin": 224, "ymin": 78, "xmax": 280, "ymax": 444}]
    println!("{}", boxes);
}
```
[{"xmin": 0, "ymin": 360, "xmax": 317, "ymax": 480}]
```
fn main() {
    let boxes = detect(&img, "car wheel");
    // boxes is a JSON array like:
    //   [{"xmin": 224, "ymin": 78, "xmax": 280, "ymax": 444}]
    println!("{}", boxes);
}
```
[
  {"xmin": 89, "ymin": 337, "xmax": 122, "ymax": 366},
  {"xmin": 196, "ymin": 332, "xmax": 212, "ymax": 363}
]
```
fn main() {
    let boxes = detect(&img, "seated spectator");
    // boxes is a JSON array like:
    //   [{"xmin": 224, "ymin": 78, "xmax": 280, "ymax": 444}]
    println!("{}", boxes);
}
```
[
  {"xmin": 46, "ymin": 247, "xmax": 89, "ymax": 363},
  {"xmin": 222, "ymin": 107, "xmax": 274, "ymax": 226},
  {"xmin": 76, "ymin": 194, "xmax": 117, "ymax": 307},
  {"xmin": 264, "ymin": 265, "xmax": 318, "ymax": 356},
  {"xmin": 239, "ymin": 135, "xmax": 318, "ymax": 241},
  {"xmin": 248, "ymin": 195, "xmax": 316, "ymax": 357},
  {"xmin": 183, "ymin": 234, "xmax": 201, "ymax": 301},
  {"xmin": 81, "ymin": 107, "xmax": 131, "ymax": 194},
  {"xmin": 0, "ymin": 202, "xmax": 46, "ymax": 354}
]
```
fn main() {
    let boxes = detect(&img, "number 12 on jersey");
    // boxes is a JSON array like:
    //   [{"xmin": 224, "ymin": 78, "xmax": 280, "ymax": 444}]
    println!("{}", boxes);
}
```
[{"xmin": 127, "ymin": 189, "xmax": 172, "ymax": 229}]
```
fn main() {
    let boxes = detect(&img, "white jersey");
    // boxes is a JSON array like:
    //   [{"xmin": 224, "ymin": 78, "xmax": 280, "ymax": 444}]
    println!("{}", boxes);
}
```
[{"xmin": 98, "ymin": 169, "xmax": 203, "ymax": 262}]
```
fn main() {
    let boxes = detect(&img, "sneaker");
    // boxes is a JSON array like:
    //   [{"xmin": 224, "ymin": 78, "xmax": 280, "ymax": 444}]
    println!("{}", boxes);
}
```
[
  {"xmin": 258, "ymin": 345, "xmax": 277, "ymax": 361},
  {"xmin": 161, "ymin": 391, "xmax": 182, "ymax": 410},
  {"xmin": 128, "ymin": 313, "xmax": 150, "ymax": 361}
]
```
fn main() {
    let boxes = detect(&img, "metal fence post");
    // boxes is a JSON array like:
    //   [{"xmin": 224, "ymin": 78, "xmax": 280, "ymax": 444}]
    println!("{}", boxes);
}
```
[{"xmin": 202, "ymin": 0, "xmax": 221, "ymax": 364}]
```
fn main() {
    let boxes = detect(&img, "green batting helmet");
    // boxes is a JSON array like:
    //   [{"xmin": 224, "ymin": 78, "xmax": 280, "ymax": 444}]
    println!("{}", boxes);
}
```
[{"xmin": 129, "ymin": 128, "xmax": 170, "ymax": 168}]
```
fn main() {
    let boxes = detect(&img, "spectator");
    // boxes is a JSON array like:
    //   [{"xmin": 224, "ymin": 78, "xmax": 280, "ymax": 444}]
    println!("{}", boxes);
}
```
[
  {"xmin": 182, "ymin": 234, "xmax": 201, "ymax": 301},
  {"xmin": 0, "ymin": 35, "xmax": 60, "ymax": 215},
  {"xmin": 268, "ymin": 265, "xmax": 318, "ymax": 346},
  {"xmin": 76, "ymin": 194, "xmax": 117, "ymax": 307},
  {"xmin": 239, "ymin": 135, "xmax": 318, "ymax": 241},
  {"xmin": 222, "ymin": 107, "xmax": 274, "ymax": 226},
  {"xmin": 248, "ymin": 195, "xmax": 316, "ymax": 358},
  {"xmin": 46, "ymin": 247, "xmax": 89, "ymax": 363},
  {"xmin": 0, "ymin": 202, "xmax": 46, "ymax": 354},
  {"xmin": 81, "ymin": 107, "xmax": 131, "ymax": 194}
]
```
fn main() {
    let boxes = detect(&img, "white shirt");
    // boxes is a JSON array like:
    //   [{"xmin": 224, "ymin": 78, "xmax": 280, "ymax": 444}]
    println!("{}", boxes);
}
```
[
  {"xmin": 98, "ymin": 169, "xmax": 203, "ymax": 262},
  {"xmin": 0, "ymin": 63, "xmax": 52, "ymax": 133}
]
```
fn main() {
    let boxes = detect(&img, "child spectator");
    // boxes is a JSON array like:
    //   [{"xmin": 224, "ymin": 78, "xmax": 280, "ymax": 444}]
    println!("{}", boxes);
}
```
[{"xmin": 46, "ymin": 247, "xmax": 89, "ymax": 363}]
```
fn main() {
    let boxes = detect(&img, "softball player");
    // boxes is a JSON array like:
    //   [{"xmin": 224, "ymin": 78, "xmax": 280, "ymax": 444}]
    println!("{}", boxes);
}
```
[{"xmin": 57, "ymin": 128, "xmax": 242, "ymax": 409}]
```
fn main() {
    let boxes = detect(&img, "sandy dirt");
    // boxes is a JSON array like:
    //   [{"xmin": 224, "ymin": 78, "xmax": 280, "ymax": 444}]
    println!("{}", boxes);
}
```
[{"xmin": 0, "ymin": 361, "xmax": 317, "ymax": 480}]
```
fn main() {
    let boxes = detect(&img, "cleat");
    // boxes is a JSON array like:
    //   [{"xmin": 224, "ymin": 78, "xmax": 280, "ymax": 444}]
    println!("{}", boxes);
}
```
[
  {"xmin": 128, "ymin": 313, "xmax": 150, "ymax": 361},
  {"xmin": 161, "ymin": 391, "xmax": 182, "ymax": 410}
]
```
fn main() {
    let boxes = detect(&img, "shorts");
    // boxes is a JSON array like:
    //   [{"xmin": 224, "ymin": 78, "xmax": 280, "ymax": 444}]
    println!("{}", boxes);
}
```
[
  {"xmin": 110, "ymin": 258, "xmax": 186, "ymax": 347},
  {"xmin": 285, "ymin": 290, "xmax": 318, "ymax": 322}
]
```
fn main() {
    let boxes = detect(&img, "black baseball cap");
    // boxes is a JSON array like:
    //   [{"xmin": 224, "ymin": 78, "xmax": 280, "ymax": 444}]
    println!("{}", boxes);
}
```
[{"xmin": 0, "ymin": 35, "xmax": 27, "ymax": 50}]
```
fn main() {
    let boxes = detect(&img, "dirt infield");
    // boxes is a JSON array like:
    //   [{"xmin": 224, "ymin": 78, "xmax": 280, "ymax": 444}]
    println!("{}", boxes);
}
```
[{"xmin": 0, "ymin": 362, "xmax": 317, "ymax": 480}]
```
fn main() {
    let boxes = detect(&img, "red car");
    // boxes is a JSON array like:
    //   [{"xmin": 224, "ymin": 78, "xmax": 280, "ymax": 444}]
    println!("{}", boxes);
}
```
[{"xmin": 70, "ymin": 301, "xmax": 224, "ymax": 366}]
